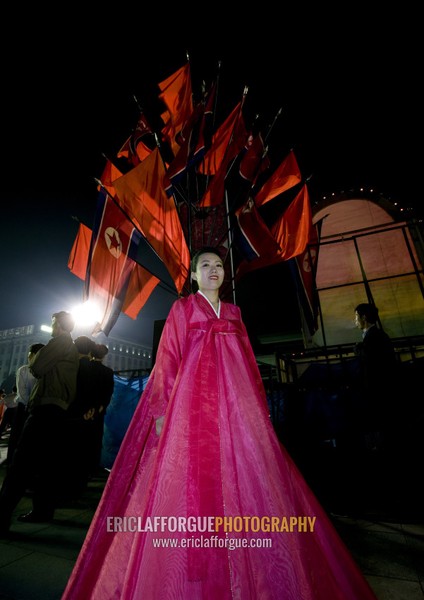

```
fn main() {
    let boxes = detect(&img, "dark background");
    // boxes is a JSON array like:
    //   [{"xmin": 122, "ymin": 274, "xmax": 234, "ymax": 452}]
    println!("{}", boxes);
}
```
[{"xmin": 1, "ymin": 10, "xmax": 421, "ymax": 346}]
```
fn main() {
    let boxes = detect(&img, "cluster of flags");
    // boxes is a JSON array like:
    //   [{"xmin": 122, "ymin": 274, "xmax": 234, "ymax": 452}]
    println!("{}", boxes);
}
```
[
  {"xmin": 69, "ymin": 191, "xmax": 161, "ymax": 335},
  {"xmin": 68, "ymin": 59, "xmax": 320, "ymax": 337}
]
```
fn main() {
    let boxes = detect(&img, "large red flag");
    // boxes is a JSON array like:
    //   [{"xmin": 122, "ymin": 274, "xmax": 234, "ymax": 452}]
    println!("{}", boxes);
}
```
[
  {"xmin": 191, "ymin": 81, "xmax": 216, "ymax": 162},
  {"xmin": 239, "ymin": 133, "xmax": 270, "ymax": 183},
  {"xmin": 197, "ymin": 100, "xmax": 247, "ymax": 176},
  {"xmin": 254, "ymin": 150, "xmax": 301, "ymax": 207},
  {"xmin": 166, "ymin": 81, "xmax": 216, "ymax": 184},
  {"xmin": 270, "ymin": 184, "xmax": 313, "ymax": 261},
  {"xmin": 158, "ymin": 63, "xmax": 193, "ymax": 156},
  {"xmin": 236, "ymin": 184, "xmax": 313, "ymax": 278},
  {"xmin": 84, "ymin": 191, "xmax": 160, "ymax": 336},
  {"xmin": 68, "ymin": 212, "xmax": 159, "ymax": 328},
  {"xmin": 234, "ymin": 198, "xmax": 280, "ymax": 261},
  {"xmin": 166, "ymin": 100, "xmax": 205, "ymax": 184},
  {"xmin": 113, "ymin": 147, "xmax": 190, "ymax": 294},
  {"xmin": 198, "ymin": 102, "xmax": 248, "ymax": 207}
]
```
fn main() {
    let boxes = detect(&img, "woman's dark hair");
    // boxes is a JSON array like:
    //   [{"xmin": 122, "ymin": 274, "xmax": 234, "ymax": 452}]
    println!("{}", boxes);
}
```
[{"xmin": 190, "ymin": 246, "xmax": 223, "ymax": 273}]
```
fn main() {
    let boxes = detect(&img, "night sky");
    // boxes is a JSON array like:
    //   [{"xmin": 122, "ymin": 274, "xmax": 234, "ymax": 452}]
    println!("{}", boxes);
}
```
[{"xmin": 1, "ymin": 11, "xmax": 420, "ymax": 347}]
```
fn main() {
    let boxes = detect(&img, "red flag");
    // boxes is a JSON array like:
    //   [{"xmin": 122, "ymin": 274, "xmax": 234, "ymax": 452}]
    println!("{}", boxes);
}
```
[
  {"xmin": 122, "ymin": 263, "xmax": 160, "ymax": 320},
  {"xmin": 97, "ymin": 159, "xmax": 123, "ymax": 196},
  {"xmin": 198, "ymin": 162, "xmax": 228, "ymax": 207},
  {"xmin": 239, "ymin": 133, "xmax": 270, "ymax": 183},
  {"xmin": 166, "ymin": 81, "xmax": 216, "ymax": 184},
  {"xmin": 191, "ymin": 81, "xmax": 216, "ymax": 161},
  {"xmin": 254, "ymin": 150, "xmax": 301, "ymax": 207},
  {"xmin": 166, "ymin": 101, "xmax": 204, "ymax": 183},
  {"xmin": 290, "ymin": 218, "xmax": 322, "ymax": 336},
  {"xmin": 68, "ymin": 210, "xmax": 159, "ymax": 329},
  {"xmin": 236, "ymin": 184, "xmax": 313, "ymax": 278},
  {"xmin": 270, "ymin": 184, "xmax": 313, "ymax": 260},
  {"xmin": 113, "ymin": 147, "xmax": 190, "ymax": 294},
  {"xmin": 234, "ymin": 198, "xmax": 280, "ymax": 261},
  {"xmin": 198, "ymin": 100, "xmax": 247, "ymax": 176},
  {"xmin": 158, "ymin": 63, "xmax": 193, "ymax": 155},
  {"xmin": 198, "ymin": 102, "xmax": 248, "ymax": 207},
  {"xmin": 68, "ymin": 222, "xmax": 92, "ymax": 280},
  {"xmin": 84, "ymin": 191, "xmax": 160, "ymax": 335},
  {"xmin": 117, "ymin": 113, "xmax": 154, "ymax": 166}
]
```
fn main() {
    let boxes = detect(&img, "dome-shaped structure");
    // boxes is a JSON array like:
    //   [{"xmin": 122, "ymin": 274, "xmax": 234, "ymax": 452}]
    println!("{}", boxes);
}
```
[{"xmin": 311, "ymin": 194, "xmax": 424, "ymax": 347}]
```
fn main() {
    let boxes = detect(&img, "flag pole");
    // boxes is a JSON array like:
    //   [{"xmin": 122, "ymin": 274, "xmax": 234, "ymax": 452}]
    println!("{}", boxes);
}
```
[
  {"xmin": 224, "ymin": 189, "xmax": 237, "ymax": 304},
  {"xmin": 226, "ymin": 85, "xmax": 248, "ymax": 305},
  {"xmin": 264, "ymin": 107, "xmax": 283, "ymax": 143}
]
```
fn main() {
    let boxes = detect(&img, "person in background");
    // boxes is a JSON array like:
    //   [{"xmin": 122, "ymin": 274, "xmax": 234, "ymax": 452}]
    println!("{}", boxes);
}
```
[
  {"xmin": 65, "ymin": 335, "xmax": 98, "ymax": 496},
  {"xmin": 353, "ymin": 302, "xmax": 400, "ymax": 514},
  {"xmin": 88, "ymin": 343, "xmax": 114, "ymax": 475},
  {"xmin": 354, "ymin": 302, "xmax": 398, "ymax": 450},
  {"xmin": 6, "ymin": 343, "xmax": 45, "ymax": 466},
  {"xmin": 0, "ymin": 311, "xmax": 79, "ymax": 533},
  {"xmin": 62, "ymin": 247, "xmax": 377, "ymax": 600},
  {"xmin": 0, "ymin": 386, "xmax": 17, "ymax": 439},
  {"xmin": 71, "ymin": 336, "xmax": 98, "ymax": 420}
]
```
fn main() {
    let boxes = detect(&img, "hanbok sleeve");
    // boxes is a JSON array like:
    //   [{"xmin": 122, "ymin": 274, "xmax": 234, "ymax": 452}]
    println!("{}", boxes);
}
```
[{"xmin": 147, "ymin": 299, "xmax": 188, "ymax": 419}]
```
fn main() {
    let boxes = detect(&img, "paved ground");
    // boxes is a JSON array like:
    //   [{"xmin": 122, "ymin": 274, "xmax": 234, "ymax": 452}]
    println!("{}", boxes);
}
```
[{"xmin": 0, "ymin": 431, "xmax": 423, "ymax": 599}]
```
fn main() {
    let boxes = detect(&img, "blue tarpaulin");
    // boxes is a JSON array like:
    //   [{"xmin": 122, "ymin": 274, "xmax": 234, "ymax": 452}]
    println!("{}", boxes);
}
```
[{"xmin": 101, "ymin": 373, "xmax": 149, "ymax": 469}]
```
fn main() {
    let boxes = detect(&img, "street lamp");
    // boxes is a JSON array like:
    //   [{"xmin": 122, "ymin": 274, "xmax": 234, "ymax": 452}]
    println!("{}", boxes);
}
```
[{"xmin": 71, "ymin": 301, "xmax": 102, "ymax": 329}]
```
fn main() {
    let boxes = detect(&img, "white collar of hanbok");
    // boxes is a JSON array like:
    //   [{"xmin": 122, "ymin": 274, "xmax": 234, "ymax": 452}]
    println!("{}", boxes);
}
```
[{"xmin": 197, "ymin": 291, "xmax": 221, "ymax": 317}]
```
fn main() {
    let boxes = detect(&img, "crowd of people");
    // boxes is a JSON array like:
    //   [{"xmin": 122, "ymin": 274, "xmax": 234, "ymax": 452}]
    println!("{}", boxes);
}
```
[
  {"xmin": 0, "ymin": 312, "xmax": 114, "ymax": 532},
  {"xmin": 0, "ymin": 247, "xmax": 401, "ymax": 599}
]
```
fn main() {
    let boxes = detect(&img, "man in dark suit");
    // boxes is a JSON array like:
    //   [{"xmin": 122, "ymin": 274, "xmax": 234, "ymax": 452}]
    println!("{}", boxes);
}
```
[
  {"xmin": 66, "ymin": 335, "xmax": 99, "ymax": 496},
  {"xmin": 66, "ymin": 339, "xmax": 114, "ymax": 492},
  {"xmin": 88, "ymin": 344, "xmax": 114, "ymax": 474},
  {"xmin": 354, "ymin": 303, "xmax": 398, "ymax": 450}
]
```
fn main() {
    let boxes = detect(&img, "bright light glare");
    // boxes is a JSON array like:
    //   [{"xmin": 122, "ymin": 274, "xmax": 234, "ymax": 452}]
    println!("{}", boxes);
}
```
[
  {"xmin": 71, "ymin": 301, "xmax": 102, "ymax": 327},
  {"xmin": 40, "ymin": 324, "xmax": 52, "ymax": 333}
]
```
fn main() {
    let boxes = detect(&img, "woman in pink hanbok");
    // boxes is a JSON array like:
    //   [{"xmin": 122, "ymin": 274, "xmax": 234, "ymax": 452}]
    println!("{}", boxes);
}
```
[{"xmin": 62, "ymin": 247, "xmax": 377, "ymax": 600}]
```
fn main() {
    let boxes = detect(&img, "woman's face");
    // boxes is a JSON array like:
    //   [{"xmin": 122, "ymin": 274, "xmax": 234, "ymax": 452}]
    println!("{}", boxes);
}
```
[{"xmin": 192, "ymin": 252, "xmax": 224, "ymax": 292}]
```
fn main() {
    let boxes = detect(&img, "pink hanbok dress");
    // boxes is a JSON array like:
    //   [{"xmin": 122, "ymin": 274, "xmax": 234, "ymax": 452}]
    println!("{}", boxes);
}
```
[{"xmin": 62, "ymin": 293, "xmax": 377, "ymax": 600}]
